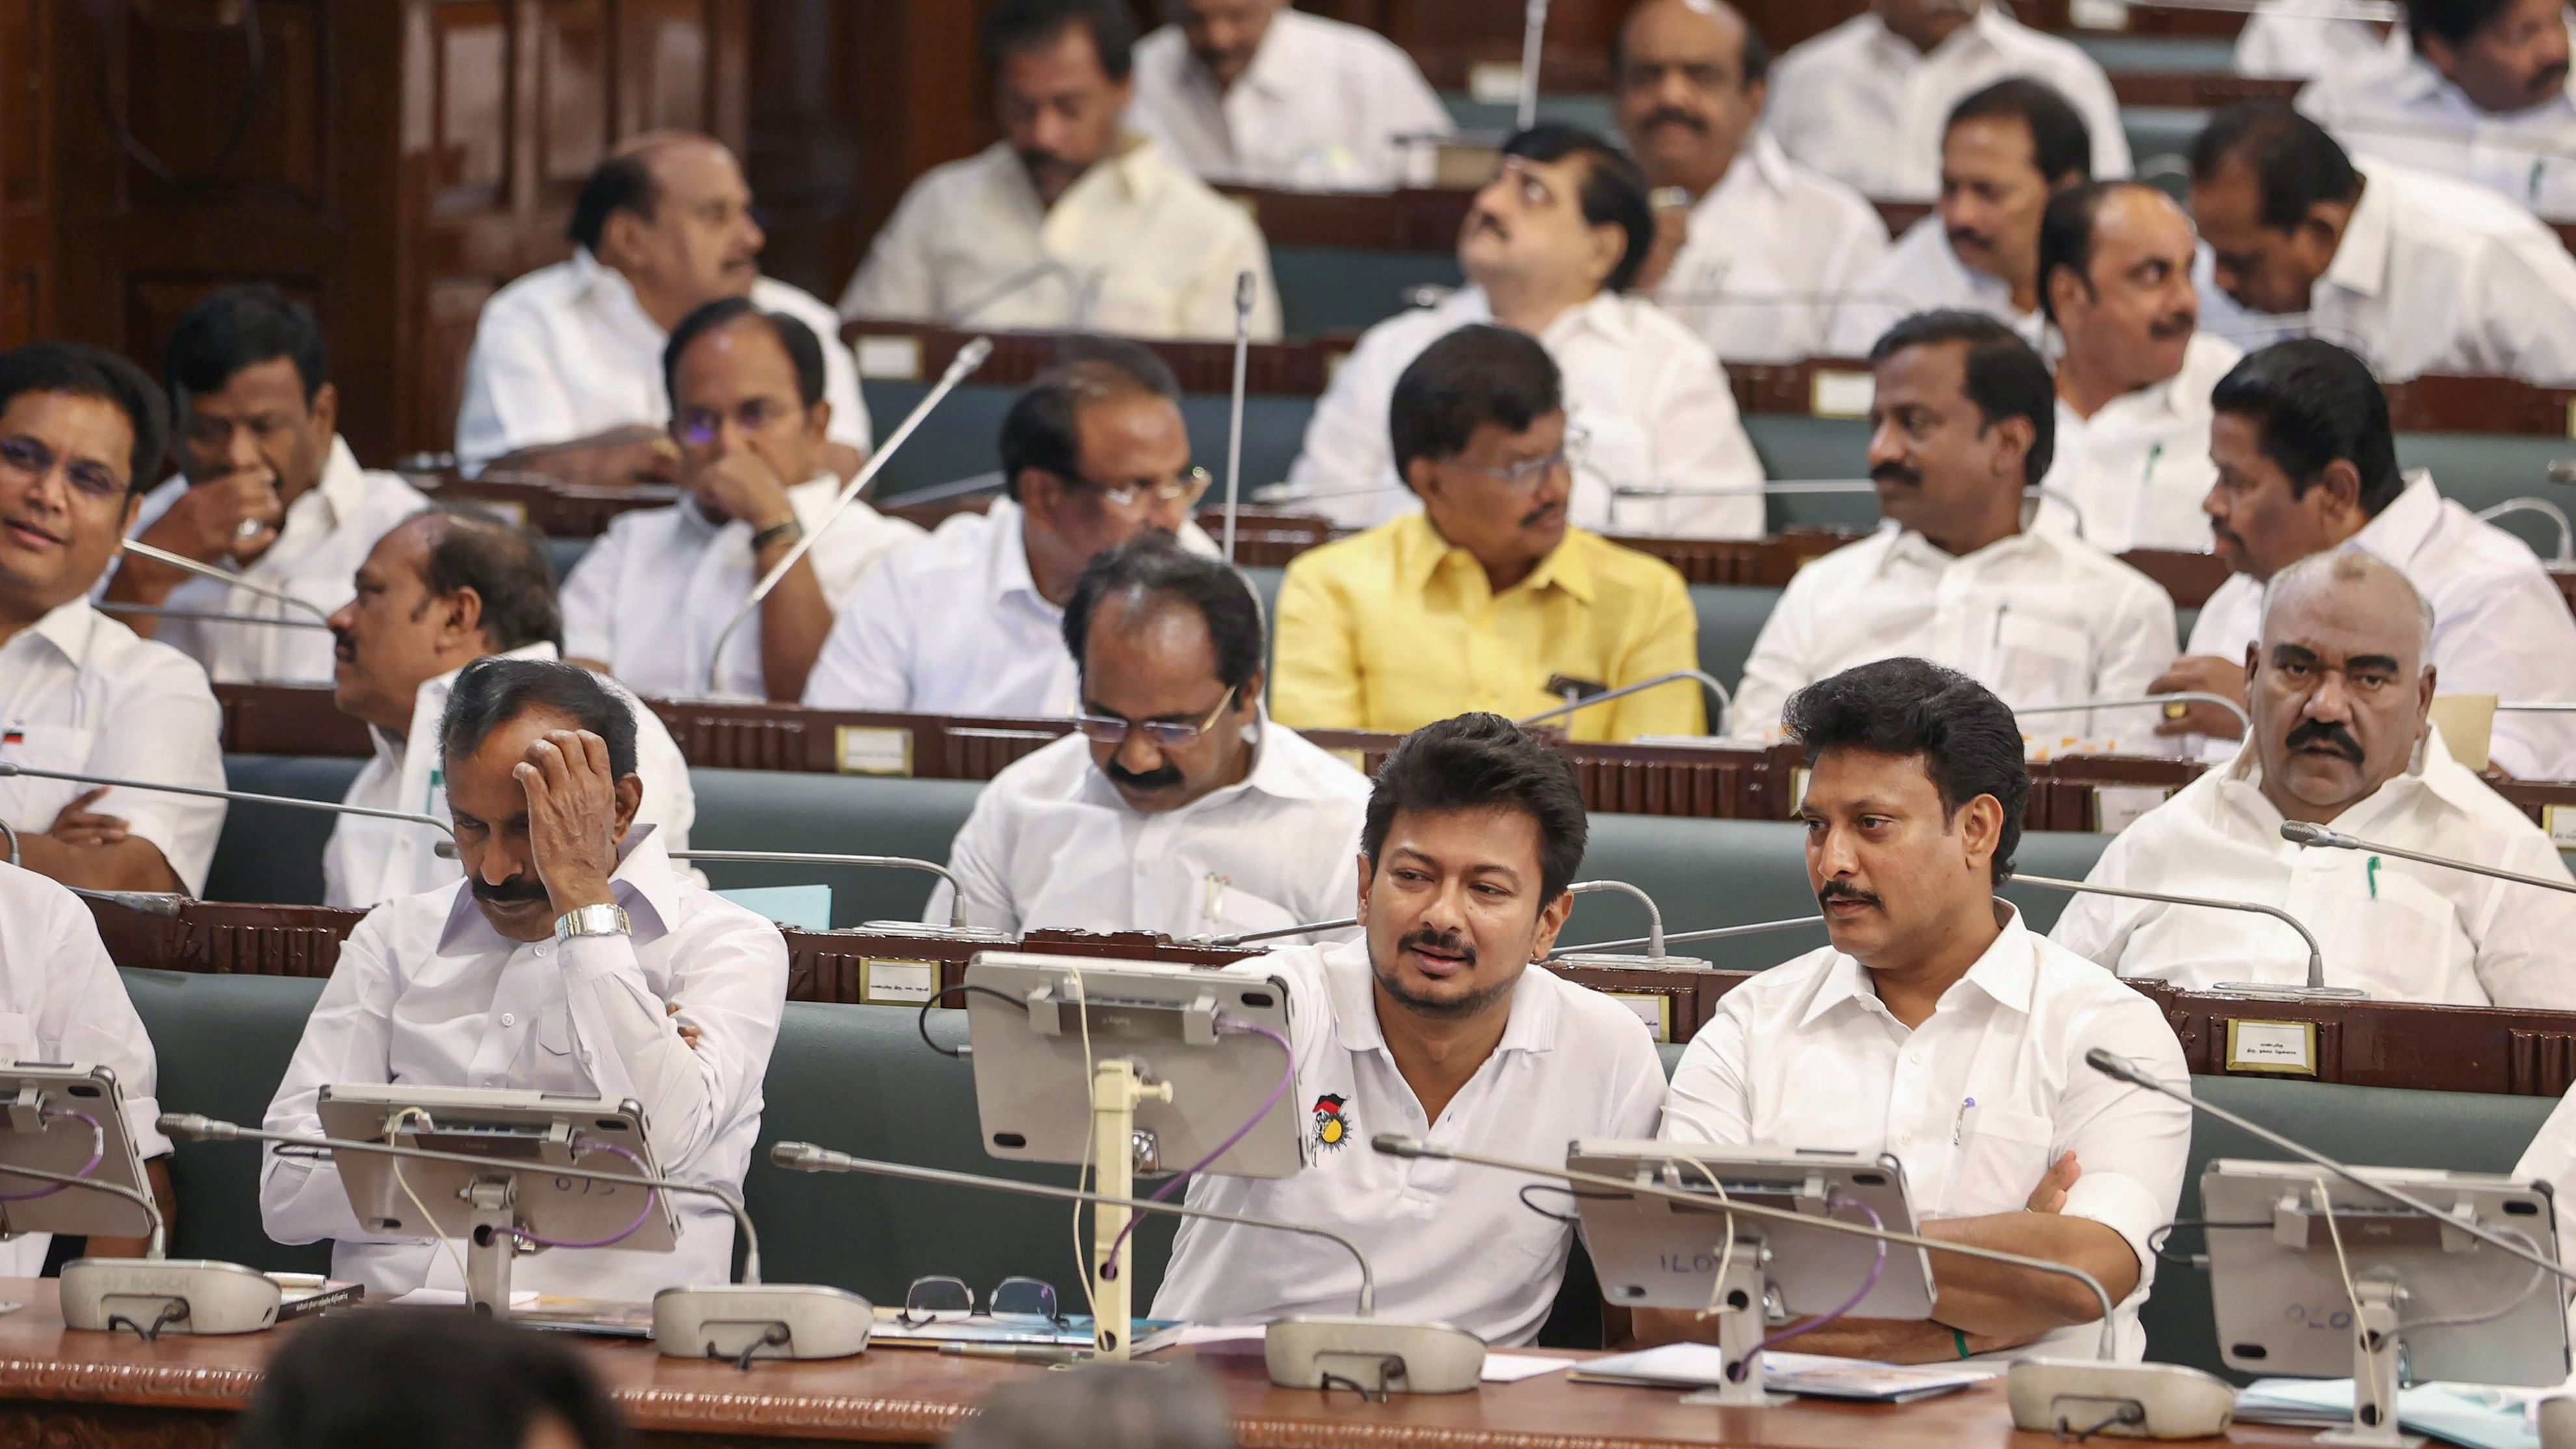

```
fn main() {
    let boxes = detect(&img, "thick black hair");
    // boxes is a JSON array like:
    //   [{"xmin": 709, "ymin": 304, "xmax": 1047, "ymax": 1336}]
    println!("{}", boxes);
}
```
[
  {"xmin": 1062, "ymin": 534, "xmax": 1265, "ymax": 691},
  {"xmin": 441, "ymin": 657, "xmax": 638, "ymax": 782},
  {"xmin": 1361, "ymin": 713, "xmax": 1588, "ymax": 902},
  {"xmin": 1783, "ymin": 658, "xmax": 2030, "ymax": 885},
  {"xmin": 231, "ymin": 1307, "xmax": 629, "ymax": 1449},
  {"xmin": 1610, "ymin": 0, "xmax": 1772, "ymax": 88},
  {"xmin": 2408, "ymin": 0, "xmax": 2517, "ymax": 50},
  {"xmin": 1945, "ymin": 77, "xmax": 2094, "ymax": 187},
  {"xmin": 2188, "ymin": 102, "xmax": 2362, "ymax": 232},
  {"xmin": 569, "ymin": 151, "xmax": 658, "ymax": 253},
  {"xmin": 2036, "ymin": 179, "xmax": 2172, "ymax": 326},
  {"xmin": 663, "ymin": 296, "xmax": 827, "ymax": 413},
  {"xmin": 1388, "ymin": 324, "xmax": 1563, "ymax": 484},
  {"xmin": 1500, "ymin": 124, "xmax": 1656, "ymax": 293},
  {"xmin": 2209, "ymin": 338, "xmax": 2406, "ymax": 514},
  {"xmin": 164, "ymin": 284, "xmax": 329, "ymax": 406},
  {"xmin": 415, "ymin": 506, "xmax": 564, "ymax": 653},
  {"xmin": 998, "ymin": 338, "xmax": 1179, "ymax": 502},
  {"xmin": 984, "ymin": 0, "xmax": 1138, "ymax": 83},
  {"xmin": 0, "ymin": 341, "xmax": 171, "ymax": 495},
  {"xmin": 1867, "ymin": 310, "xmax": 2056, "ymax": 487}
]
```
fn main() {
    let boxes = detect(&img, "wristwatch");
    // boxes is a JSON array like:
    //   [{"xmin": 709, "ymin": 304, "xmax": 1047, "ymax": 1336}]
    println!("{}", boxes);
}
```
[
  {"xmin": 749, "ymin": 517, "xmax": 805, "ymax": 554},
  {"xmin": 553, "ymin": 903, "xmax": 631, "ymax": 943}
]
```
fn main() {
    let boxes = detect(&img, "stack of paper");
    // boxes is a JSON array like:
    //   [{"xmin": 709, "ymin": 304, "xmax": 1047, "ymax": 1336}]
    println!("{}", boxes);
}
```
[
  {"xmin": 1573, "ymin": 1344, "xmax": 2003, "ymax": 1403},
  {"xmin": 2237, "ymin": 1378, "xmax": 2549, "ymax": 1449}
]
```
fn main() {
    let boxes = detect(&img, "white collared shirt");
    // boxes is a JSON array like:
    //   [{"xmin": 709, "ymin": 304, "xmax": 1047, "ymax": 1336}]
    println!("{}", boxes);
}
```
[
  {"xmin": 453, "ymin": 250, "xmax": 872, "ymax": 473},
  {"xmin": 927, "ymin": 717, "xmax": 1368, "ymax": 941},
  {"xmin": 262, "ymin": 829, "xmax": 786, "ymax": 1299},
  {"xmin": 1280, "ymin": 287, "xmax": 1765, "ymax": 538},
  {"xmin": 322, "ymin": 643, "xmax": 698, "ymax": 910},
  {"xmin": 0, "ymin": 600, "xmax": 226, "ymax": 894},
  {"xmin": 2033, "ymin": 332, "xmax": 2243, "ymax": 553},
  {"xmin": 837, "ymin": 138, "xmax": 1283, "ymax": 343},
  {"xmin": 1731, "ymin": 525, "xmax": 2180, "ymax": 746},
  {"xmin": 2299, "ymin": 33, "xmax": 2576, "ymax": 220},
  {"xmin": 1826, "ymin": 215, "xmax": 2039, "ymax": 357},
  {"xmin": 1151, "ymin": 939, "xmax": 1667, "ymax": 1344},
  {"xmin": 1662, "ymin": 904, "xmax": 2191, "ymax": 1362},
  {"xmin": 560, "ymin": 476, "xmax": 923, "ymax": 701},
  {"xmin": 124, "ymin": 437, "xmax": 428, "ymax": 686},
  {"xmin": 2509, "ymin": 1086, "xmax": 2576, "ymax": 1314},
  {"xmin": 1766, "ymin": 5, "xmax": 2131, "ymax": 203},
  {"xmin": 0, "ymin": 862, "xmax": 174, "ymax": 1275},
  {"xmin": 1127, "ymin": 10, "xmax": 1452, "ymax": 191},
  {"xmin": 2187, "ymin": 471, "xmax": 2576, "ymax": 779},
  {"xmin": 2235, "ymin": 2, "xmax": 2402, "ymax": 79},
  {"xmin": 2053, "ymin": 731, "xmax": 2576, "ymax": 1006},
  {"xmin": 1654, "ymin": 133, "xmax": 1893, "ymax": 363}
]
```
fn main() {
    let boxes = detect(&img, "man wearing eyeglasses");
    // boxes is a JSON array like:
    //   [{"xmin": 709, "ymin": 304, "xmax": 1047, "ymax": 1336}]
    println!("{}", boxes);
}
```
[
  {"xmin": 805, "ymin": 342, "xmax": 1222, "ymax": 718},
  {"xmin": 926, "ymin": 535, "xmax": 1367, "ymax": 942},
  {"xmin": 560, "ymin": 300, "xmax": 923, "ymax": 703}
]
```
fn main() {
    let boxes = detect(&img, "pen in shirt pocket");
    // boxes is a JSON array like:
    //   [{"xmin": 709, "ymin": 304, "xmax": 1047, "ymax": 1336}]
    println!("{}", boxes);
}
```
[{"xmin": 1952, "ymin": 1097, "xmax": 1978, "ymax": 1146}]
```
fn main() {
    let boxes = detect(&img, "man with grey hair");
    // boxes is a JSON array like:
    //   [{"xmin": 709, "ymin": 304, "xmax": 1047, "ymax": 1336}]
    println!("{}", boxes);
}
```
[{"xmin": 2055, "ymin": 550, "xmax": 2576, "ymax": 1006}]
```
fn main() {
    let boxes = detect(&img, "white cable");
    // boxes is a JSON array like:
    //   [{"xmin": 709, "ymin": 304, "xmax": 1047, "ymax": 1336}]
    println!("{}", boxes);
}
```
[
  {"xmin": 389, "ymin": 1106, "xmax": 473, "ymax": 1292},
  {"xmin": 1661, "ymin": 1150, "xmax": 1739, "ymax": 1322},
  {"xmin": 1069, "ymin": 970, "xmax": 1100, "ymax": 1324}
]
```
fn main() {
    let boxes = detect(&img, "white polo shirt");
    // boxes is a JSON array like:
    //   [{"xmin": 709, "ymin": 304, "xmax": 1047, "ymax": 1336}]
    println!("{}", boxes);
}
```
[
  {"xmin": 2187, "ymin": 471, "xmax": 2576, "ymax": 780},
  {"xmin": 453, "ymin": 250, "xmax": 872, "ymax": 473},
  {"xmin": 1663, "ymin": 904, "xmax": 2191, "ymax": 1362},
  {"xmin": 2235, "ymin": 3, "xmax": 2400, "ymax": 79},
  {"xmin": 1151, "ymin": 939, "xmax": 1668, "ymax": 1344},
  {"xmin": 1767, "ymin": 5, "xmax": 2131, "ymax": 203},
  {"xmin": 0, "ymin": 599, "xmax": 226, "ymax": 895},
  {"xmin": 1653, "ymin": 133, "xmax": 1893, "ymax": 364},
  {"xmin": 0, "ymin": 861, "xmax": 174, "ymax": 1275},
  {"xmin": 1281, "ymin": 287, "xmax": 1765, "ymax": 538},
  {"xmin": 560, "ymin": 475, "xmax": 923, "ymax": 701},
  {"xmin": 2033, "ymin": 332, "xmax": 2243, "ymax": 554},
  {"xmin": 927, "ymin": 716, "xmax": 1368, "ymax": 941},
  {"xmin": 2299, "ymin": 37, "xmax": 2576, "ymax": 221},
  {"xmin": 1826, "ymin": 215, "xmax": 2038, "ymax": 358},
  {"xmin": 125, "ymin": 437, "xmax": 428, "ymax": 686},
  {"xmin": 1127, "ymin": 10, "xmax": 1452, "ymax": 191}
]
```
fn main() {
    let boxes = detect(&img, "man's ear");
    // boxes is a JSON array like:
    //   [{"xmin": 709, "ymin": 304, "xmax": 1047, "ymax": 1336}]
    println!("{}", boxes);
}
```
[
  {"xmin": 1531, "ymin": 889, "xmax": 1576, "ymax": 959},
  {"xmin": 1959, "ymin": 793, "xmax": 2006, "ymax": 876},
  {"xmin": 441, "ymin": 586, "xmax": 488, "ymax": 650},
  {"xmin": 1402, "ymin": 456, "xmax": 1440, "ymax": 502},
  {"xmin": 804, "ymin": 399, "xmax": 833, "ymax": 447},
  {"xmin": 1018, "ymin": 468, "xmax": 1062, "ymax": 517},
  {"xmin": 1588, "ymin": 222, "xmax": 1628, "ymax": 291},
  {"xmin": 1988, "ymin": 414, "xmax": 2035, "ymax": 484},
  {"xmin": 2417, "ymin": 662, "xmax": 2439, "ymax": 733},
  {"xmin": 1239, "ymin": 668, "xmax": 1266, "ymax": 716},
  {"xmin": 612, "ymin": 774, "xmax": 644, "ymax": 840},
  {"xmin": 1354, "ymin": 852, "xmax": 1374, "ymax": 921},
  {"xmin": 599, "ymin": 208, "xmax": 650, "ymax": 267},
  {"xmin": 2044, "ymin": 266, "xmax": 2086, "ymax": 328},
  {"xmin": 2313, "ymin": 458, "xmax": 2364, "ymax": 516},
  {"xmin": 309, "ymin": 381, "xmax": 339, "ymax": 441},
  {"xmin": 2298, "ymin": 200, "xmax": 2354, "ymax": 260}
]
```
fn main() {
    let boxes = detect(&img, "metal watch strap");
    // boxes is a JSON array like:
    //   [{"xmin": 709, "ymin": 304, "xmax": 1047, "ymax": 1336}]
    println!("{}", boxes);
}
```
[
  {"xmin": 749, "ymin": 517, "xmax": 805, "ymax": 553},
  {"xmin": 553, "ymin": 903, "xmax": 631, "ymax": 943}
]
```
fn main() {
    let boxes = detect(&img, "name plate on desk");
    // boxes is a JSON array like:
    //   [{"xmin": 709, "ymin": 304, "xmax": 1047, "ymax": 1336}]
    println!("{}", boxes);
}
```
[
  {"xmin": 2224, "ymin": 1019, "xmax": 2319, "ymax": 1077},
  {"xmin": 855, "ymin": 334, "xmax": 924, "ymax": 381},
  {"xmin": 1809, "ymin": 369, "xmax": 1873, "ymax": 419},
  {"xmin": 2092, "ymin": 785, "xmax": 2173, "ymax": 835},
  {"xmin": 1608, "ymin": 994, "xmax": 1676, "ymax": 1044},
  {"xmin": 2547, "ymin": 804, "xmax": 2576, "ymax": 851},
  {"xmin": 836, "ymin": 726, "xmax": 913, "ymax": 777},
  {"xmin": 860, "ymin": 958, "xmax": 941, "ymax": 1006}
]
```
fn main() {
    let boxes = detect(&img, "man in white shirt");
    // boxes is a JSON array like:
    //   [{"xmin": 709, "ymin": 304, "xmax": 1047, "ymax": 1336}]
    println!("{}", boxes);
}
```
[
  {"xmin": 1652, "ymin": 658, "xmax": 2190, "ymax": 1363},
  {"xmin": 454, "ymin": 133, "xmax": 871, "ymax": 482},
  {"xmin": 932, "ymin": 536, "xmax": 1365, "ymax": 941},
  {"xmin": 2062, "ymin": 551, "xmax": 2576, "ymax": 1004},
  {"xmin": 264, "ymin": 658, "xmax": 785, "ymax": 1299},
  {"xmin": 806, "ymin": 344, "xmax": 1216, "ymax": 716},
  {"xmin": 1767, "ymin": 0, "xmax": 2129, "ymax": 203},
  {"xmin": 2236, "ymin": 0, "xmax": 2399, "ymax": 79},
  {"xmin": 562, "ymin": 300, "xmax": 921, "ymax": 703},
  {"xmin": 2188, "ymin": 103, "xmax": 2576, "ymax": 385},
  {"xmin": 2151, "ymin": 339, "xmax": 2576, "ymax": 776},
  {"xmin": 840, "ymin": 0, "xmax": 1281, "ymax": 342},
  {"xmin": 0, "ymin": 343, "xmax": 224, "ymax": 896},
  {"xmin": 103, "ymin": 286, "xmax": 427, "ymax": 686},
  {"xmin": 1734, "ymin": 313, "xmax": 2179, "ymax": 746},
  {"xmin": 1127, "ymin": 0, "xmax": 1451, "ymax": 190},
  {"xmin": 2033, "ymin": 182, "xmax": 2244, "ymax": 553},
  {"xmin": 2297, "ymin": 0, "xmax": 2576, "ymax": 220},
  {"xmin": 1151, "ymin": 713, "xmax": 1666, "ymax": 1343},
  {"xmin": 322, "ymin": 509, "xmax": 695, "ymax": 910},
  {"xmin": 1283, "ymin": 124, "xmax": 1764, "ymax": 538},
  {"xmin": 1616, "ymin": 0, "xmax": 1891, "ymax": 363},
  {"xmin": 1830, "ymin": 79, "xmax": 2094, "ymax": 356}
]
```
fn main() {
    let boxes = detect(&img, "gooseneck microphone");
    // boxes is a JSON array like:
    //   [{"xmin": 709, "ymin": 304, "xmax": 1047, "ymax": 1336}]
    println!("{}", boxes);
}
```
[
  {"xmin": 2011, "ymin": 874, "xmax": 2336, "ymax": 995},
  {"xmin": 0, "ymin": 762, "xmax": 454, "ymax": 841},
  {"xmin": 1222, "ymin": 270, "xmax": 1253, "ymax": 564},
  {"xmin": 118, "ymin": 540, "xmax": 335, "ymax": 627},
  {"xmin": 1513, "ymin": 669, "xmax": 1737, "ymax": 737},
  {"xmin": 2280, "ymin": 820, "xmax": 2576, "ymax": 896}
]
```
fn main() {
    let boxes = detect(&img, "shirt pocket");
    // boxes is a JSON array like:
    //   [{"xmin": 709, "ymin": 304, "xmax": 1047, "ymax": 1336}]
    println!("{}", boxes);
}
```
[
  {"xmin": 2319, "ymin": 872, "xmax": 2467, "ymax": 1002},
  {"xmin": 1986, "ymin": 610, "xmax": 2094, "ymax": 708},
  {"xmin": 1944, "ymin": 1104, "xmax": 2057, "ymax": 1220}
]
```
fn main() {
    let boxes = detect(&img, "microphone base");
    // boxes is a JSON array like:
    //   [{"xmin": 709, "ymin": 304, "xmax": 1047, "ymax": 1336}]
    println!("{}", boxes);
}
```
[
  {"xmin": 60, "ymin": 1258, "xmax": 282, "ymax": 1336},
  {"xmin": 2208, "ymin": 983, "xmax": 2369, "ymax": 1002},
  {"xmin": 2007, "ymin": 1359, "xmax": 2239, "ymax": 1440},
  {"xmin": 1264, "ymin": 1316, "xmax": 1484, "ymax": 1396},
  {"xmin": 2535, "ymin": 1395, "xmax": 2576, "ymax": 1449},
  {"xmin": 653, "ymin": 1284, "xmax": 874, "ymax": 1362}
]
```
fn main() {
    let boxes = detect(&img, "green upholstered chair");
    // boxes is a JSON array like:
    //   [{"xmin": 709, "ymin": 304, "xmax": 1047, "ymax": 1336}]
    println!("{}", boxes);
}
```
[
  {"xmin": 687, "ymin": 771, "xmax": 986, "ymax": 929},
  {"xmin": 207, "ymin": 755, "xmax": 373, "ymax": 907}
]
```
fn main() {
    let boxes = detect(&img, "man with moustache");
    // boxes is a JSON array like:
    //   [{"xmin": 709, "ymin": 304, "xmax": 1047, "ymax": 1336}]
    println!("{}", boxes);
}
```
[
  {"xmin": 1614, "ymin": 0, "xmax": 1891, "ymax": 363},
  {"xmin": 2151, "ymin": 340, "xmax": 2576, "ymax": 776},
  {"xmin": 2059, "ymin": 552, "xmax": 2576, "ymax": 1005},
  {"xmin": 1831, "ymin": 80, "xmax": 2094, "ymax": 354},
  {"xmin": 2298, "ymin": 0, "xmax": 2576, "ymax": 220},
  {"xmin": 1150, "ymin": 712, "xmax": 1666, "ymax": 1344},
  {"xmin": 265, "ymin": 658, "xmax": 785, "ymax": 1300},
  {"xmin": 841, "ymin": 0, "xmax": 1280, "ymax": 341},
  {"xmin": 1650, "ymin": 658, "xmax": 2190, "ymax": 1362}
]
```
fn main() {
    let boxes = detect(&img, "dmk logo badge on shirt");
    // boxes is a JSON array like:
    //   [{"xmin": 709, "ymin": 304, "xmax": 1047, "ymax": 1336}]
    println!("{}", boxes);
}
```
[{"xmin": 1312, "ymin": 1093, "xmax": 1350, "ymax": 1151}]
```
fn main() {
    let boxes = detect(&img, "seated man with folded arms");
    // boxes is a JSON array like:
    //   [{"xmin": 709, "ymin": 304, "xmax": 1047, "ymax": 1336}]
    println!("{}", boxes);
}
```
[
  {"xmin": 0, "ymin": 343, "xmax": 224, "ymax": 895},
  {"xmin": 1272, "ymin": 326, "xmax": 1705, "ymax": 744},
  {"xmin": 107, "ymin": 285, "xmax": 427, "ymax": 685},
  {"xmin": 1733, "ymin": 312, "xmax": 2177, "ymax": 747},
  {"xmin": 2057, "ymin": 551, "xmax": 2576, "ymax": 1006},
  {"xmin": 1152, "ymin": 713, "xmax": 1666, "ymax": 1343},
  {"xmin": 1652, "ymin": 659, "xmax": 2191, "ymax": 1363},
  {"xmin": 2153, "ymin": 339, "xmax": 2576, "ymax": 776},
  {"xmin": 265, "ymin": 659, "xmax": 786, "ymax": 1299},
  {"xmin": 324, "ymin": 509, "xmax": 694, "ymax": 909},
  {"xmin": 1284, "ymin": 123, "xmax": 1763, "ymax": 539},
  {"xmin": 561, "ymin": 300, "xmax": 922, "ymax": 703},
  {"xmin": 804, "ymin": 342, "xmax": 1215, "ymax": 718},
  {"xmin": 932, "ymin": 535, "xmax": 1366, "ymax": 941}
]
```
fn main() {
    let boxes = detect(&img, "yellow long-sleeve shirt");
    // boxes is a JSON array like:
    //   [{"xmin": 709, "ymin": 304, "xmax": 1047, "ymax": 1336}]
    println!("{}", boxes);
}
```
[{"xmin": 1270, "ymin": 514, "xmax": 1705, "ymax": 743}]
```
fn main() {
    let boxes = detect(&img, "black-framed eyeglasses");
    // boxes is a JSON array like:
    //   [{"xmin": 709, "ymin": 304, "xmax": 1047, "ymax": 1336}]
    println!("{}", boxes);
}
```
[
  {"xmin": 1452, "ymin": 428, "xmax": 1589, "ymax": 491},
  {"xmin": 1058, "ymin": 465, "xmax": 1213, "ymax": 510},
  {"xmin": 1075, "ymin": 685, "xmax": 1239, "ymax": 750},
  {"xmin": 899, "ymin": 1274, "xmax": 1066, "ymax": 1327}
]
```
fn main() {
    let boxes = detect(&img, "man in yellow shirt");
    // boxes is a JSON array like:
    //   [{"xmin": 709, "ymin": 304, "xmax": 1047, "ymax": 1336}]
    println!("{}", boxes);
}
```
[{"xmin": 1270, "ymin": 324, "xmax": 1705, "ymax": 743}]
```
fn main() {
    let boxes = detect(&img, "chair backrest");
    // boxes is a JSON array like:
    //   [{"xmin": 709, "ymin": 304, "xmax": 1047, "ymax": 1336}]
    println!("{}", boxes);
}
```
[
  {"xmin": 687, "ymin": 770, "xmax": 986, "ymax": 928},
  {"xmin": 1691, "ymin": 585, "xmax": 1782, "ymax": 698},
  {"xmin": 207, "ymin": 755, "xmax": 373, "ymax": 906}
]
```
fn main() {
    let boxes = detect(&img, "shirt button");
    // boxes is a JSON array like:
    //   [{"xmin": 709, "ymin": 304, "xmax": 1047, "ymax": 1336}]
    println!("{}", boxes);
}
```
[
  {"xmin": 535, "ymin": 945, "xmax": 549, "ymax": 958},
  {"xmin": 500, "ymin": 1013, "xmax": 516, "ymax": 1028}
]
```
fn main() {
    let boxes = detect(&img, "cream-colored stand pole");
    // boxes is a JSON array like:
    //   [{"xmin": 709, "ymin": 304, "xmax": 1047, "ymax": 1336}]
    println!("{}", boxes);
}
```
[{"xmin": 1088, "ymin": 1060, "xmax": 1171, "ymax": 1360}]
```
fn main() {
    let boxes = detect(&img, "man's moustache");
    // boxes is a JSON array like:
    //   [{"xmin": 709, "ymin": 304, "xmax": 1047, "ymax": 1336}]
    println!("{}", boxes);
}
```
[
  {"xmin": 2533, "ymin": 60, "xmax": 2571, "ymax": 97},
  {"xmin": 1947, "ymin": 227, "xmax": 1991, "ymax": 254},
  {"xmin": 1104, "ymin": 759, "xmax": 1185, "ymax": 792},
  {"xmin": 2148, "ymin": 311, "xmax": 2198, "ymax": 340},
  {"xmin": 471, "ymin": 876, "xmax": 549, "ymax": 905},
  {"xmin": 1642, "ymin": 108, "xmax": 1707, "ymax": 135},
  {"xmin": 330, "ymin": 630, "xmax": 357, "ymax": 665},
  {"xmin": 1818, "ymin": 881, "xmax": 1884, "ymax": 910},
  {"xmin": 1871, "ymin": 463, "xmax": 1922, "ymax": 489},
  {"xmin": 1400, "ymin": 928, "xmax": 1477, "ymax": 967},
  {"xmin": 2284, "ymin": 719, "xmax": 2365, "ymax": 764}
]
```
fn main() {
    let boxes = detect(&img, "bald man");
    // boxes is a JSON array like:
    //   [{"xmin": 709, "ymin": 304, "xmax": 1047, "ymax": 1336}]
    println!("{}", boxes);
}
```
[
  {"xmin": 454, "ymin": 133, "xmax": 871, "ymax": 484},
  {"xmin": 2055, "ymin": 551, "xmax": 2576, "ymax": 1006}
]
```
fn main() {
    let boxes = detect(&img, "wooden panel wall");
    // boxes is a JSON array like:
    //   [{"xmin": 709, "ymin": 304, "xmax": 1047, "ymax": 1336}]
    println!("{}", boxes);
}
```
[{"xmin": 0, "ymin": 0, "xmax": 54, "ymax": 348}]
